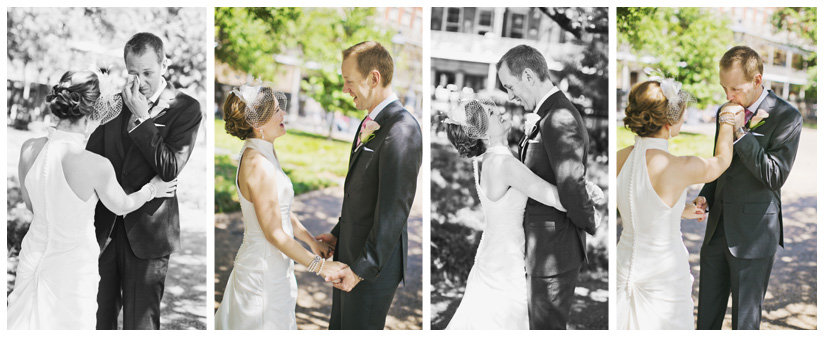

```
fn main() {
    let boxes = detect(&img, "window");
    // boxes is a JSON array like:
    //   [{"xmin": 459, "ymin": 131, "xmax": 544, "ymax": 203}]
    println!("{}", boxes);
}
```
[
  {"xmin": 509, "ymin": 13, "xmax": 526, "ymax": 38},
  {"xmin": 476, "ymin": 9, "xmax": 494, "ymax": 35},
  {"xmin": 773, "ymin": 48, "xmax": 787, "ymax": 67},
  {"xmin": 771, "ymin": 81, "xmax": 784, "ymax": 97},
  {"xmin": 792, "ymin": 53, "xmax": 806, "ymax": 70},
  {"xmin": 431, "ymin": 8, "xmax": 443, "ymax": 31},
  {"xmin": 445, "ymin": 7, "xmax": 462, "ymax": 32}
]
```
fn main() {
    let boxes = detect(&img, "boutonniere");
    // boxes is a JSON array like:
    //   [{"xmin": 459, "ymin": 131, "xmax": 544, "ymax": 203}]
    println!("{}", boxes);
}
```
[
  {"xmin": 524, "ymin": 113, "xmax": 541, "ymax": 137},
  {"xmin": 360, "ymin": 120, "xmax": 380, "ymax": 144},
  {"xmin": 748, "ymin": 109, "xmax": 769, "ymax": 129}
]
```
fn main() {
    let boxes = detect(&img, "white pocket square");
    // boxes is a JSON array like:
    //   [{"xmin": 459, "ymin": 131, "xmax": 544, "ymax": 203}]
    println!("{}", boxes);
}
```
[
  {"xmin": 527, "ymin": 140, "xmax": 541, "ymax": 144},
  {"xmin": 363, "ymin": 147, "xmax": 374, "ymax": 152},
  {"xmin": 154, "ymin": 123, "xmax": 165, "ymax": 127}
]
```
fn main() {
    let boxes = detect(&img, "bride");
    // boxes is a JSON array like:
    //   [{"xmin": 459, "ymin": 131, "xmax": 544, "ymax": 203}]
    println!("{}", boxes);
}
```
[
  {"xmin": 441, "ymin": 98, "xmax": 602, "ymax": 329},
  {"xmin": 616, "ymin": 79, "xmax": 744, "ymax": 329},
  {"xmin": 7, "ymin": 70, "xmax": 176, "ymax": 329},
  {"xmin": 214, "ymin": 84, "xmax": 347, "ymax": 330}
]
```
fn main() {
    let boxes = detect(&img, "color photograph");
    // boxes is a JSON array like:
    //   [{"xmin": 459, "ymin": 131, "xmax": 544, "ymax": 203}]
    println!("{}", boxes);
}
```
[
  {"xmin": 213, "ymin": 7, "xmax": 424, "ymax": 330},
  {"xmin": 616, "ymin": 7, "xmax": 816, "ymax": 330}
]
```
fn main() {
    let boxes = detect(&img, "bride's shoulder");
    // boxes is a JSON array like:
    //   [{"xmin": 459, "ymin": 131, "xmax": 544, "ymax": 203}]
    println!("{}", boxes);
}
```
[
  {"xmin": 238, "ymin": 148, "xmax": 276, "ymax": 179},
  {"xmin": 20, "ymin": 137, "xmax": 47, "ymax": 160}
]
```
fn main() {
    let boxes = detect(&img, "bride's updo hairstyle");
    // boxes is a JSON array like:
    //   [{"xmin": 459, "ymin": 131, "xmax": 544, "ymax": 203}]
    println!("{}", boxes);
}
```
[
  {"xmin": 445, "ymin": 99, "xmax": 491, "ymax": 158},
  {"xmin": 623, "ymin": 81, "xmax": 685, "ymax": 137},
  {"xmin": 45, "ymin": 71, "xmax": 100, "ymax": 122},
  {"xmin": 223, "ymin": 92, "xmax": 255, "ymax": 140}
]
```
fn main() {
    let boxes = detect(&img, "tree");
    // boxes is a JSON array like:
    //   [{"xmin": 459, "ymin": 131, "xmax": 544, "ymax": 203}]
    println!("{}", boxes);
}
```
[
  {"xmin": 215, "ymin": 7, "xmax": 394, "ymax": 139},
  {"xmin": 771, "ymin": 7, "xmax": 817, "ymax": 102},
  {"xmin": 618, "ymin": 7, "xmax": 733, "ymax": 107}
]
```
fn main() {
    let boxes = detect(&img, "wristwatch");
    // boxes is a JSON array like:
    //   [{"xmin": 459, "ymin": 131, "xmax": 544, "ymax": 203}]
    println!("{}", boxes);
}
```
[{"xmin": 735, "ymin": 126, "xmax": 750, "ymax": 140}]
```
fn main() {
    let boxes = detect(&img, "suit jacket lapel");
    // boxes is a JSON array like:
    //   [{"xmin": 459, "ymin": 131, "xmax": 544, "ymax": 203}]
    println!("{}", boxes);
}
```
[
  {"xmin": 348, "ymin": 115, "xmax": 369, "ymax": 170},
  {"xmin": 345, "ymin": 101, "xmax": 400, "ymax": 181},
  {"xmin": 521, "ymin": 93, "xmax": 558, "ymax": 163}
]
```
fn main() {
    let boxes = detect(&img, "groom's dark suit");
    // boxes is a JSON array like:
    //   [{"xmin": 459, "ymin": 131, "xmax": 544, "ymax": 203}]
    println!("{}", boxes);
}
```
[
  {"xmin": 518, "ymin": 90, "xmax": 596, "ymax": 330},
  {"xmin": 329, "ymin": 100, "xmax": 422, "ymax": 329},
  {"xmin": 86, "ymin": 81, "xmax": 202, "ymax": 329},
  {"xmin": 697, "ymin": 90, "xmax": 801, "ymax": 329}
]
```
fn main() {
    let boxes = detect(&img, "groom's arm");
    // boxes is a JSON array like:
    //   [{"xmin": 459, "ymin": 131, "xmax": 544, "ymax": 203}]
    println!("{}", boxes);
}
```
[
  {"xmin": 128, "ymin": 96, "xmax": 203, "ymax": 181},
  {"xmin": 542, "ymin": 108, "xmax": 596, "ymax": 235},
  {"xmin": 350, "ymin": 120, "xmax": 422, "ymax": 282},
  {"xmin": 733, "ymin": 107, "xmax": 802, "ymax": 191}
]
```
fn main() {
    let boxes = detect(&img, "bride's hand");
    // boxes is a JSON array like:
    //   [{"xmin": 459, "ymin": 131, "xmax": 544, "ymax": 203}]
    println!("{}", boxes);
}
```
[
  {"xmin": 310, "ymin": 240, "xmax": 334, "ymax": 259},
  {"xmin": 585, "ymin": 180, "xmax": 605, "ymax": 205},
  {"xmin": 319, "ymin": 261, "xmax": 348, "ymax": 282},
  {"xmin": 150, "ymin": 176, "xmax": 178, "ymax": 198},
  {"xmin": 681, "ymin": 202, "xmax": 705, "ymax": 221}
]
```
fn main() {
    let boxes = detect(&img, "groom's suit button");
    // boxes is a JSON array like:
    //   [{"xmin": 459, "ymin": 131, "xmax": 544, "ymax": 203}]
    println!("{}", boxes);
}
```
[{"xmin": 345, "ymin": 193, "xmax": 350, "ymax": 198}]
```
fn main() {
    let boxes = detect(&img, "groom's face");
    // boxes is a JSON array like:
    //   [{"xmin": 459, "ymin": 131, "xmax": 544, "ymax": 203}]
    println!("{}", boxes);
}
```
[
  {"xmin": 720, "ymin": 65, "xmax": 762, "ymax": 108},
  {"xmin": 125, "ymin": 48, "xmax": 167, "ymax": 98},
  {"xmin": 342, "ymin": 56, "xmax": 375, "ymax": 111},
  {"xmin": 497, "ymin": 63, "xmax": 534, "ymax": 111}
]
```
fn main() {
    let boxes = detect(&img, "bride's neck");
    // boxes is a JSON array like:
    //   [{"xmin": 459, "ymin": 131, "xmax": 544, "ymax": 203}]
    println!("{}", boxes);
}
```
[
  {"xmin": 55, "ymin": 119, "xmax": 86, "ymax": 134},
  {"xmin": 484, "ymin": 136, "xmax": 508, "ymax": 149}
]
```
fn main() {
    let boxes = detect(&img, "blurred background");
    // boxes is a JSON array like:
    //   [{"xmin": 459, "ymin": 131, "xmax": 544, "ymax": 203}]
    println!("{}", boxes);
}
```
[
  {"xmin": 429, "ymin": 7, "xmax": 609, "ymax": 330},
  {"xmin": 617, "ymin": 7, "xmax": 817, "ymax": 330},
  {"xmin": 213, "ymin": 7, "xmax": 423, "ymax": 329},
  {"xmin": 6, "ymin": 7, "xmax": 208, "ymax": 329}
]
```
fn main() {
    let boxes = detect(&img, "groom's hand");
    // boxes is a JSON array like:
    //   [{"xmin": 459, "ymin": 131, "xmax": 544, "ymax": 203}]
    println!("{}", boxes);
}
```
[
  {"xmin": 122, "ymin": 75, "xmax": 150, "ymax": 120},
  {"xmin": 325, "ymin": 267, "xmax": 361, "ymax": 292},
  {"xmin": 315, "ymin": 233, "xmax": 338, "ymax": 249}
]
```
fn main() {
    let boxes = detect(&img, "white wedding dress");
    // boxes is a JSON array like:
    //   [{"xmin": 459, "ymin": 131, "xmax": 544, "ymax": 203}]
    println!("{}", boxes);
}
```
[
  {"xmin": 215, "ymin": 138, "xmax": 297, "ymax": 330},
  {"xmin": 616, "ymin": 137, "xmax": 694, "ymax": 330},
  {"xmin": 446, "ymin": 146, "xmax": 529, "ymax": 330},
  {"xmin": 7, "ymin": 129, "xmax": 101, "ymax": 329}
]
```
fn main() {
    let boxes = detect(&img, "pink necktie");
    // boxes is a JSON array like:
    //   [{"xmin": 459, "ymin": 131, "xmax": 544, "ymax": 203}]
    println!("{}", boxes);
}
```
[
  {"xmin": 356, "ymin": 115, "xmax": 372, "ymax": 148},
  {"xmin": 744, "ymin": 109, "xmax": 753, "ymax": 123}
]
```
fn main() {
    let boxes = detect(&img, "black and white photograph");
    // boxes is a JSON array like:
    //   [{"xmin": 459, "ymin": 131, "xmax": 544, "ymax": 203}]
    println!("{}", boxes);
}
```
[
  {"xmin": 429, "ymin": 7, "xmax": 609, "ymax": 330},
  {"xmin": 7, "ymin": 7, "xmax": 208, "ymax": 329}
]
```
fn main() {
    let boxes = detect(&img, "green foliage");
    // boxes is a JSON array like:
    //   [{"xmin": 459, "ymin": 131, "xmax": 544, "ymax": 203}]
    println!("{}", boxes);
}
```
[
  {"xmin": 616, "ymin": 127, "xmax": 714, "ymax": 158},
  {"xmin": 214, "ymin": 120, "xmax": 352, "ymax": 213},
  {"xmin": 618, "ymin": 7, "xmax": 733, "ymax": 108},
  {"xmin": 215, "ymin": 8, "xmax": 395, "ymax": 138},
  {"xmin": 771, "ymin": 7, "xmax": 817, "ymax": 101},
  {"xmin": 214, "ymin": 7, "xmax": 301, "ymax": 78}
]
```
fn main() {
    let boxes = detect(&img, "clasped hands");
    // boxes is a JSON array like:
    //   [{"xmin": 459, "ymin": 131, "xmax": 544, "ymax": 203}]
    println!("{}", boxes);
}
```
[
  {"xmin": 685, "ymin": 196, "xmax": 709, "ymax": 222},
  {"xmin": 311, "ymin": 233, "xmax": 362, "ymax": 292}
]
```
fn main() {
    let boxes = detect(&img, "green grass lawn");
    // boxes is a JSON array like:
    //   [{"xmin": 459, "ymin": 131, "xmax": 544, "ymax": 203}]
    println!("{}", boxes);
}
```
[
  {"xmin": 616, "ymin": 126, "xmax": 715, "ymax": 158},
  {"xmin": 215, "ymin": 119, "xmax": 352, "ymax": 213}
]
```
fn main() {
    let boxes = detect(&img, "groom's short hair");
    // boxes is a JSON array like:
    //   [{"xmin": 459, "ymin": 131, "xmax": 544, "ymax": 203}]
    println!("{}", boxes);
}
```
[
  {"xmin": 342, "ymin": 41, "xmax": 394, "ymax": 87},
  {"xmin": 720, "ymin": 46, "xmax": 763, "ymax": 80},
  {"xmin": 124, "ymin": 32, "xmax": 165, "ymax": 63},
  {"xmin": 496, "ymin": 45, "xmax": 551, "ymax": 82}
]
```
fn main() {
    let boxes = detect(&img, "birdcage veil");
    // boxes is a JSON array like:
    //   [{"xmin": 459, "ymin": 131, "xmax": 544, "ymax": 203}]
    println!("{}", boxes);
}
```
[
  {"xmin": 89, "ymin": 64, "xmax": 122, "ymax": 125},
  {"xmin": 442, "ymin": 96, "xmax": 498, "ymax": 140},
  {"xmin": 644, "ymin": 67, "xmax": 696, "ymax": 124},
  {"xmin": 231, "ymin": 81, "xmax": 288, "ymax": 129}
]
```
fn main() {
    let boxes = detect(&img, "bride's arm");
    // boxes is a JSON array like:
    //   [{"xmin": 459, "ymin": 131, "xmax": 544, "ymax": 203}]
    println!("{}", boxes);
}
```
[
  {"xmin": 243, "ymin": 153, "xmax": 343, "ymax": 275},
  {"xmin": 91, "ymin": 155, "xmax": 175, "ymax": 215},
  {"xmin": 291, "ymin": 212, "xmax": 332, "ymax": 258},
  {"xmin": 497, "ymin": 156, "xmax": 566, "ymax": 211}
]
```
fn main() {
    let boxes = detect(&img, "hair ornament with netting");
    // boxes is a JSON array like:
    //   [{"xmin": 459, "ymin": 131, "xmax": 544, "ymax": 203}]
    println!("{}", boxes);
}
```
[
  {"xmin": 88, "ymin": 64, "xmax": 122, "ymax": 125},
  {"xmin": 230, "ymin": 80, "xmax": 288, "ymax": 129},
  {"xmin": 644, "ymin": 67, "xmax": 696, "ymax": 124},
  {"xmin": 441, "ymin": 95, "xmax": 498, "ymax": 140}
]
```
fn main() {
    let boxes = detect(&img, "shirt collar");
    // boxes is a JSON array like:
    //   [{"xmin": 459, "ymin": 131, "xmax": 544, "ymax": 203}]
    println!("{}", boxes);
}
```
[
  {"xmin": 148, "ymin": 77, "xmax": 167, "ymax": 104},
  {"xmin": 368, "ymin": 93, "xmax": 398, "ymax": 120},
  {"xmin": 533, "ymin": 86, "xmax": 559, "ymax": 114},
  {"xmin": 747, "ymin": 86, "xmax": 769, "ymax": 112}
]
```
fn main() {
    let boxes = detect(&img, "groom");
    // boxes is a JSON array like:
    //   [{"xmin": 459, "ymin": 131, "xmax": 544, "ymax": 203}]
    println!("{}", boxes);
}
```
[
  {"xmin": 695, "ymin": 46, "xmax": 802, "ymax": 330},
  {"xmin": 496, "ymin": 45, "xmax": 597, "ymax": 330},
  {"xmin": 316, "ymin": 41, "xmax": 422, "ymax": 330},
  {"xmin": 87, "ymin": 32, "xmax": 202, "ymax": 329}
]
